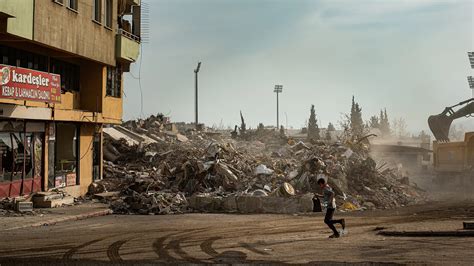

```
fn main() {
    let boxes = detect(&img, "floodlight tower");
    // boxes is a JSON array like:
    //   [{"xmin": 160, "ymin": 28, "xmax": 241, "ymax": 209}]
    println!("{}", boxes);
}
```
[
  {"xmin": 274, "ymin": 85, "xmax": 283, "ymax": 129},
  {"xmin": 468, "ymin": 52, "xmax": 474, "ymax": 98},
  {"xmin": 194, "ymin": 62, "xmax": 201, "ymax": 128},
  {"xmin": 468, "ymin": 76, "xmax": 474, "ymax": 98}
]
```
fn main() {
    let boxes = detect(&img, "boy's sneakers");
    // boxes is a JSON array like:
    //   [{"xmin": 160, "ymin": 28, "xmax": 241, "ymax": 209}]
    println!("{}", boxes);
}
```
[
  {"xmin": 328, "ymin": 233, "xmax": 340, "ymax": 238},
  {"xmin": 341, "ymin": 219, "xmax": 346, "ymax": 230}
]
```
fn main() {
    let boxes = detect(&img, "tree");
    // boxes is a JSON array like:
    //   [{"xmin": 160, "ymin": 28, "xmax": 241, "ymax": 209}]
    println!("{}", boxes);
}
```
[
  {"xmin": 379, "ymin": 108, "xmax": 391, "ymax": 136},
  {"xmin": 350, "ymin": 96, "xmax": 364, "ymax": 137},
  {"xmin": 392, "ymin": 117, "xmax": 408, "ymax": 138},
  {"xmin": 327, "ymin": 122, "xmax": 336, "ymax": 131},
  {"xmin": 307, "ymin": 105, "xmax": 320, "ymax": 140},
  {"xmin": 325, "ymin": 130, "xmax": 332, "ymax": 141},
  {"xmin": 369, "ymin": 115, "xmax": 379, "ymax": 129}
]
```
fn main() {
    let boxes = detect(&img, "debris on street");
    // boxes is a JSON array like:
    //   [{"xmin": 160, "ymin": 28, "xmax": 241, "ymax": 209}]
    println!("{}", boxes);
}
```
[{"xmin": 94, "ymin": 114, "xmax": 426, "ymax": 215}]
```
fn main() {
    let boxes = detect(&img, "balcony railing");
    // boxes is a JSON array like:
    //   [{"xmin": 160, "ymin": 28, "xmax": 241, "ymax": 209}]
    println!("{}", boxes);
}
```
[
  {"xmin": 117, "ymin": 29, "xmax": 140, "ymax": 43},
  {"xmin": 116, "ymin": 29, "xmax": 140, "ymax": 63}
]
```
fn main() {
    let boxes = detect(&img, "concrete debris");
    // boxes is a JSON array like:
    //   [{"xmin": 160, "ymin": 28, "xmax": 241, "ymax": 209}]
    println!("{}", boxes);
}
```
[
  {"xmin": 96, "ymin": 114, "xmax": 426, "ymax": 215},
  {"xmin": 254, "ymin": 164, "xmax": 274, "ymax": 175},
  {"xmin": 0, "ymin": 197, "xmax": 52, "ymax": 216}
]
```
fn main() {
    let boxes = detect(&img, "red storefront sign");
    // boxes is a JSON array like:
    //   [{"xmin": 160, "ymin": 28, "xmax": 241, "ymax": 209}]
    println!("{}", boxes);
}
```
[{"xmin": 0, "ymin": 64, "xmax": 61, "ymax": 103}]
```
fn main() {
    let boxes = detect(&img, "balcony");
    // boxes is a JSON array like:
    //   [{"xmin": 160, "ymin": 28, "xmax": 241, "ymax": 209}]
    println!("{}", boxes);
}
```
[
  {"xmin": 127, "ymin": 0, "xmax": 141, "ymax": 5},
  {"xmin": 116, "ymin": 29, "xmax": 140, "ymax": 63},
  {"xmin": 0, "ymin": 0, "xmax": 33, "ymax": 40}
]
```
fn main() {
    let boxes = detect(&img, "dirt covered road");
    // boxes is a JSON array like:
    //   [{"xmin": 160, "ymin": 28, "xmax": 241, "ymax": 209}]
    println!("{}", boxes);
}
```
[{"xmin": 1, "ymin": 200, "xmax": 474, "ymax": 265}]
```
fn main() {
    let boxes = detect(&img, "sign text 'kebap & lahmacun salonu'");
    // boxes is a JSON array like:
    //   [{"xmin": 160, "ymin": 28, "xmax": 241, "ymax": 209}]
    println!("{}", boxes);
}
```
[{"xmin": 0, "ymin": 64, "xmax": 61, "ymax": 103}]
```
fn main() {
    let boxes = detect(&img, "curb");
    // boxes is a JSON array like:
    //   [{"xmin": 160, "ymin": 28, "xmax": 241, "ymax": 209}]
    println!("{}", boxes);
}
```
[
  {"xmin": 378, "ymin": 230, "xmax": 474, "ymax": 237},
  {"xmin": 4, "ymin": 209, "xmax": 113, "ymax": 231}
]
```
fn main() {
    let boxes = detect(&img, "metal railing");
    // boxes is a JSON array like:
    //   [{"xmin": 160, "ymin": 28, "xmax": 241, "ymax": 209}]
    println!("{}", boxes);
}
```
[{"xmin": 117, "ymin": 29, "xmax": 141, "ymax": 42}]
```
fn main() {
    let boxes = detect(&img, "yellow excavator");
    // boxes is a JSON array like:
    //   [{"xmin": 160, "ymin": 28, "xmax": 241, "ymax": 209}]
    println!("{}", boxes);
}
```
[{"xmin": 428, "ymin": 98, "xmax": 474, "ymax": 185}]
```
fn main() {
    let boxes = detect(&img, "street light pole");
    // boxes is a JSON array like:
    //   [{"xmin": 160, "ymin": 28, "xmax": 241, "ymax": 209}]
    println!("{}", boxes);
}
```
[
  {"xmin": 194, "ymin": 62, "xmax": 201, "ymax": 128},
  {"xmin": 274, "ymin": 85, "xmax": 283, "ymax": 129}
]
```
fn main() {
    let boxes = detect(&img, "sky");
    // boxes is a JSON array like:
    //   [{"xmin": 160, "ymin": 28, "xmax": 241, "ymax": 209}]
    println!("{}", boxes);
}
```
[{"xmin": 123, "ymin": 0, "xmax": 474, "ymax": 134}]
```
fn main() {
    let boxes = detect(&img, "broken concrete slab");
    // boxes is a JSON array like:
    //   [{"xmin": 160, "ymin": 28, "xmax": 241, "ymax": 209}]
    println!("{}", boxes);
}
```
[
  {"xmin": 176, "ymin": 133, "xmax": 189, "ymax": 142},
  {"xmin": 33, "ymin": 196, "xmax": 75, "ymax": 208},
  {"xmin": 15, "ymin": 201, "xmax": 33, "ymax": 212},
  {"xmin": 93, "ymin": 191, "xmax": 120, "ymax": 201}
]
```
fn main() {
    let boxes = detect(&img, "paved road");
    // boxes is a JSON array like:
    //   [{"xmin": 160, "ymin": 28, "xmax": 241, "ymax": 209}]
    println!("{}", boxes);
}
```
[{"xmin": 1, "ymin": 201, "xmax": 474, "ymax": 264}]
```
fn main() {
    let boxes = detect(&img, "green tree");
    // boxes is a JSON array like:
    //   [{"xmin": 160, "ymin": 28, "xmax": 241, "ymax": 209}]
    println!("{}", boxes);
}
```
[
  {"xmin": 307, "ymin": 105, "xmax": 320, "ymax": 141},
  {"xmin": 369, "ymin": 115, "xmax": 379, "ymax": 129},
  {"xmin": 350, "ymin": 96, "xmax": 364, "ymax": 137}
]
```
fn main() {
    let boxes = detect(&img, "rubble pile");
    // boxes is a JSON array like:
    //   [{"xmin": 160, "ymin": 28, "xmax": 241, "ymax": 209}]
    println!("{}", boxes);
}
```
[
  {"xmin": 97, "ymin": 116, "xmax": 425, "ymax": 214},
  {"xmin": 0, "ymin": 197, "xmax": 52, "ymax": 216}
]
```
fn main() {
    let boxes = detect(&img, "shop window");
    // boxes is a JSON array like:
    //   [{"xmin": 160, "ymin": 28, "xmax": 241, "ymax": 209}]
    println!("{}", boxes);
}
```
[
  {"xmin": 106, "ymin": 65, "xmax": 122, "ymax": 97},
  {"xmin": 11, "ymin": 133, "xmax": 24, "ymax": 182},
  {"xmin": 0, "ymin": 133, "xmax": 13, "ymax": 183},
  {"xmin": 105, "ymin": 0, "xmax": 113, "ymax": 28},
  {"xmin": 24, "ymin": 134, "xmax": 34, "ymax": 180},
  {"xmin": 33, "ymin": 134, "xmax": 43, "ymax": 181},
  {"xmin": 93, "ymin": 0, "xmax": 102, "ymax": 23},
  {"xmin": 0, "ymin": 122, "xmax": 44, "ymax": 197},
  {"xmin": 55, "ymin": 124, "xmax": 79, "ymax": 187},
  {"xmin": 50, "ymin": 58, "xmax": 80, "ymax": 93}
]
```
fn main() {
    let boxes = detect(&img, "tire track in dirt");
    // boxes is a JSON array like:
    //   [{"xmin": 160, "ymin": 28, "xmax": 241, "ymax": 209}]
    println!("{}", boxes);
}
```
[
  {"xmin": 200, "ymin": 237, "xmax": 221, "ymax": 257},
  {"xmin": 63, "ymin": 238, "xmax": 107, "ymax": 260},
  {"xmin": 107, "ymin": 240, "xmax": 128, "ymax": 262}
]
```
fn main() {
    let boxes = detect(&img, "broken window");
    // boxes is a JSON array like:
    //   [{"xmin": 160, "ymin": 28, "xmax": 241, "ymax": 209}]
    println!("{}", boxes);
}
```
[
  {"xmin": 106, "ymin": 65, "xmax": 122, "ymax": 97},
  {"xmin": 0, "ymin": 133, "xmax": 13, "ymax": 183},
  {"xmin": 55, "ymin": 123, "xmax": 79, "ymax": 187},
  {"xmin": 11, "ymin": 133, "xmax": 24, "ymax": 182}
]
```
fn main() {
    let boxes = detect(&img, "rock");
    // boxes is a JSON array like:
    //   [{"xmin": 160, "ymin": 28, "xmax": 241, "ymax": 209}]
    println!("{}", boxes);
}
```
[
  {"xmin": 254, "ymin": 164, "xmax": 274, "ymax": 175},
  {"xmin": 363, "ymin": 201, "xmax": 376, "ymax": 209}
]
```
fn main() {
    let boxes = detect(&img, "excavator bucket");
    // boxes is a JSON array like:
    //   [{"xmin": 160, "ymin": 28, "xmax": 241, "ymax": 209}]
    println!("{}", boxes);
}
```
[{"xmin": 428, "ymin": 114, "xmax": 453, "ymax": 142}]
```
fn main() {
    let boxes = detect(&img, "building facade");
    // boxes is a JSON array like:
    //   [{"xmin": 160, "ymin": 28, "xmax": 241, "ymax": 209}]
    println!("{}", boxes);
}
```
[{"xmin": 0, "ymin": 0, "xmax": 141, "ymax": 198}]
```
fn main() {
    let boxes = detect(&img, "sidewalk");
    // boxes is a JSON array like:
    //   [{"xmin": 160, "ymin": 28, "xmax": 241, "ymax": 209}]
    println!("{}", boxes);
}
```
[{"xmin": 0, "ymin": 202, "xmax": 112, "ymax": 231}]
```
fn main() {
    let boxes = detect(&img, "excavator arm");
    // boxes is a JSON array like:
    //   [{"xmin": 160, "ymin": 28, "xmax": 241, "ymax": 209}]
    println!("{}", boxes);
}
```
[{"xmin": 428, "ymin": 98, "xmax": 474, "ymax": 142}]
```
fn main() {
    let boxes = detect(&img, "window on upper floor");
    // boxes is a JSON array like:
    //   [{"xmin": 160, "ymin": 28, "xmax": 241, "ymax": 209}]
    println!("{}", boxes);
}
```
[
  {"xmin": 105, "ymin": 0, "xmax": 113, "ymax": 28},
  {"xmin": 106, "ymin": 65, "xmax": 122, "ymax": 98},
  {"xmin": 93, "ymin": 0, "xmax": 102, "ymax": 23},
  {"xmin": 50, "ymin": 58, "xmax": 80, "ymax": 93},
  {"xmin": 0, "ymin": 44, "xmax": 48, "ymax": 72},
  {"xmin": 68, "ymin": 0, "xmax": 78, "ymax": 11}
]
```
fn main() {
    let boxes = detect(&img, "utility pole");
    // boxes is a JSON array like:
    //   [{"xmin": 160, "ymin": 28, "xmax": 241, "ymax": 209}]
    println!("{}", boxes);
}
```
[
  {"xmin": 274, "ymin": 85, "xmax": 283, "ymax": 129},
  {"xmin": 194, "ymin": 62, "xmax": 201, "ymax": 129}
]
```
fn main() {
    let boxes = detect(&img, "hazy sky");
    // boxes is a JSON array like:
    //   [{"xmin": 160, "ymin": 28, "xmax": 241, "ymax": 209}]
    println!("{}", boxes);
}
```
[{"xmin": 123, "ymin": 0, "xmax": 474, "ymax": 133}]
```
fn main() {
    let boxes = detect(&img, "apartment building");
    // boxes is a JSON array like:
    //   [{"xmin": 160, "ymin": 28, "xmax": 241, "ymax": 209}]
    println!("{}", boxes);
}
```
[{"xmin": 0, "ymin": 0, "xmax": 141, "ymax": 198}]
